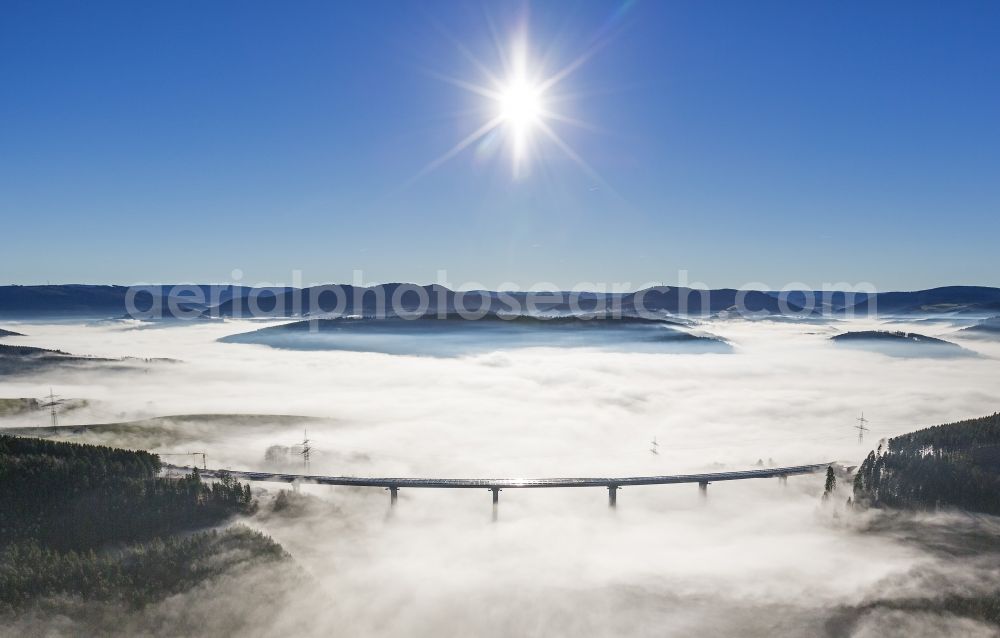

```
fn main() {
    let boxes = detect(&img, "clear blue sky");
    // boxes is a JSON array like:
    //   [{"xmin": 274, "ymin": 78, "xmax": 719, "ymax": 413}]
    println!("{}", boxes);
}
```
[{"xmin": 2, "ymin": 0, "xmax": 998, "ymax": 290}]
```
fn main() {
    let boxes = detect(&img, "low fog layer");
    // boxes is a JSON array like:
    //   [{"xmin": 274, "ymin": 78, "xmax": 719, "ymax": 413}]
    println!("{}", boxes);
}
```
[{"xmin": 2, "ymin": 315, "xmax": 999, "ymax": 636}]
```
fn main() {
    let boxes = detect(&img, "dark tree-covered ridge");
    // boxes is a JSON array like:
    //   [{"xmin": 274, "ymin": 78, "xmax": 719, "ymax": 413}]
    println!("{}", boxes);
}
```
[
  {"xmin": 0, "ymin": 435, "xmax": 255, "ymax": 551},
  {"xmin": 853, "ymin": 412, "xmax": 1000, "ymax": 514},
  {"xmin": 0, "ymin": 526, "xmax": 285, "ymax": 611},
  {"xmin": 0, "ymin": 435, "xmax": 279, "ymax": 613}
]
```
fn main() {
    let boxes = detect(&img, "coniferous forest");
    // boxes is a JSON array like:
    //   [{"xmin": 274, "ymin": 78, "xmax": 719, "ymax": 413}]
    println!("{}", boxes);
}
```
[
  {"xmin": 0, "ymin": 435, "xmax": 285, "ymax": 612},
  {"xmin": 853, "ymin": 412, "xmax": 1000, "ymax": 514},
  {"xmin": 831, "ymin": 412, "xmax": 1000, "ymax": 631}
]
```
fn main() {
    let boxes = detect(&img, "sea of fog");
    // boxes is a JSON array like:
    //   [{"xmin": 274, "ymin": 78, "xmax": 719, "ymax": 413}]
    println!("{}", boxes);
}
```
[{"xmin": 2, "ymin": 316, "xmax": 999, "ymax": 636}]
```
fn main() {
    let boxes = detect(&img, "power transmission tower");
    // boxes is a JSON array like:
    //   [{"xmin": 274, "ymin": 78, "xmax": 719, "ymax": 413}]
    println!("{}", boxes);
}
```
[
  {"xmin": 300, "ymin": 429, "xmax": 312, "ymax": 474},
  {"xmin": 39, "ymin": 388, "xmax": 64, "ymax": 427},
  {"xmin": 649, "ymin": 436, "xmax": 659, "ymax": 455},
  {"xmin": 855, "ymin": 412, "xmax": 870, "ymax": 444}
]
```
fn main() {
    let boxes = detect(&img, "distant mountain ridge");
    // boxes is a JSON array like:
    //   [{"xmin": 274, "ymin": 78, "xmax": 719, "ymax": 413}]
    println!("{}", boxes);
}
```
[
  {"xmin": 1, "ymin": 283, "xmax": 998, "ymax": 319},
  {"xmin": 959, "ymin": 316, "xmax": 1000, "ymax": 338},
  {"xmin": 0, "ymin": 285, "xmax": 251, "ymax": 317},
  {"xmin": 857, "ymin": 286, "xmax": 1000, "ymax": 314},
  {"xmin": 778, "ymin": 286, "xmax": 1000, "ymax": 315},
  {"xmin": 204, "ymin": 284, "xmax": 809, "ymax": 318}
]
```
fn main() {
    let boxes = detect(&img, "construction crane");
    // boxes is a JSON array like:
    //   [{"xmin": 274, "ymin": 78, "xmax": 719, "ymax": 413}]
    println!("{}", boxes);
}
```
[{"xmin": 158, "ymin": 452, "xmax": 207, "ymax": 470}]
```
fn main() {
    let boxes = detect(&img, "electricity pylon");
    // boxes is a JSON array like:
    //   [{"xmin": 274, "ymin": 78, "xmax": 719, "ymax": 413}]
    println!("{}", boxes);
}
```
[
  {"xmin": 300, "ymin": 429, "xmax": 312, "ymax": 473},
  {"xmin": 855, "ymin": 412, "xmax": 870, "ymax": 444},
  {"xmin": 39, "ymin": 388, "xmax": 64, "ymax": 427}
]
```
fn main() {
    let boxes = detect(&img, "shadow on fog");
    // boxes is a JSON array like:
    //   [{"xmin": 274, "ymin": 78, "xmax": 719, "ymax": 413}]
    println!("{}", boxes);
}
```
[{"xmin": 219, "ymin": 314, "xmax": 732, "ymax": 357}]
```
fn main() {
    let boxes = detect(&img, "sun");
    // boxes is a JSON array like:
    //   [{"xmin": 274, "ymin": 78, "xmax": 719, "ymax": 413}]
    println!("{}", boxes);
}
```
[
  {"xmin": 414, "ymin": 26, "xmax": 609, "ymax": 184},
  {"xmin": 496, "ymin": 75, "xmax": 545, "ymax": 167},
  {"xmin": 498, "ymin": 78, "xmax": 543, "ymax": 131}
]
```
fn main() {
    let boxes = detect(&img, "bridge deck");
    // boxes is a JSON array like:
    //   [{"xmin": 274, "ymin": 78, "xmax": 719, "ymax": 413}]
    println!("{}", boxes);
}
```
[{"xmin": 167, "ymin": 463, "xmax": 831, "ymax": 489}]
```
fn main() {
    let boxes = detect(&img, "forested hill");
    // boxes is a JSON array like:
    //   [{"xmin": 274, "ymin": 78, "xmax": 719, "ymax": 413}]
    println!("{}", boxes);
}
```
[
  {"xmin": 0, "ymin": 436, "xmax": 285, "ymax": 613},
  {"xmin": 0, "ymin": 435, "xmax": 256, "ymax": 550},
  {"xmin": 888, "ymin": 412, "xmax": 1000, "ymax": 455},
  {"xmin": 853, "ymin": 413, "xmax": 1000, "ymax": 514}
]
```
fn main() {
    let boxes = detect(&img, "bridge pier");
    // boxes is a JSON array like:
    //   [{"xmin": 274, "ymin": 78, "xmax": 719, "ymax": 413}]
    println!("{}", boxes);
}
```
[
  {"xmin": 778, "ymin": 474, "xmax": 787, "ymax": 487},
  {"xmin": 608, "ymin": 484, "xmax": 619, "ymax": 508},
  {"xmin": 388, "ymin": 486, "xmax": 398, "ymax": 507},
  {"xmin": 698, "ymin": 481, "xmax": 708, "ymax": 501},
  {"xmin": 491, "ymin": 487, "xmax": 500, "ymax": 522}
]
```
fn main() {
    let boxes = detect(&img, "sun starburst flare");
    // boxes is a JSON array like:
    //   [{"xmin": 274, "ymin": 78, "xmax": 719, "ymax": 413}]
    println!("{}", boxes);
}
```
[{"xmin": 415, "ymin": 28, "xmax": 607, "ymax": 183}]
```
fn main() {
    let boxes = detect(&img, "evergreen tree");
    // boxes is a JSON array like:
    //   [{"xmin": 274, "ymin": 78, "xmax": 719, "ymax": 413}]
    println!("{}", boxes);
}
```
[{"xmin": 822, "ymin": 466, "xmax": 836, "ymax": 501}]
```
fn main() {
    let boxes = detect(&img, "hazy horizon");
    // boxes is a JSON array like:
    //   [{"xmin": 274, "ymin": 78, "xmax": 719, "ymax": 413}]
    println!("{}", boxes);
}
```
[{"xmin": 7, "ymin": 279, "xmax": 1000, "ymax": 293}]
